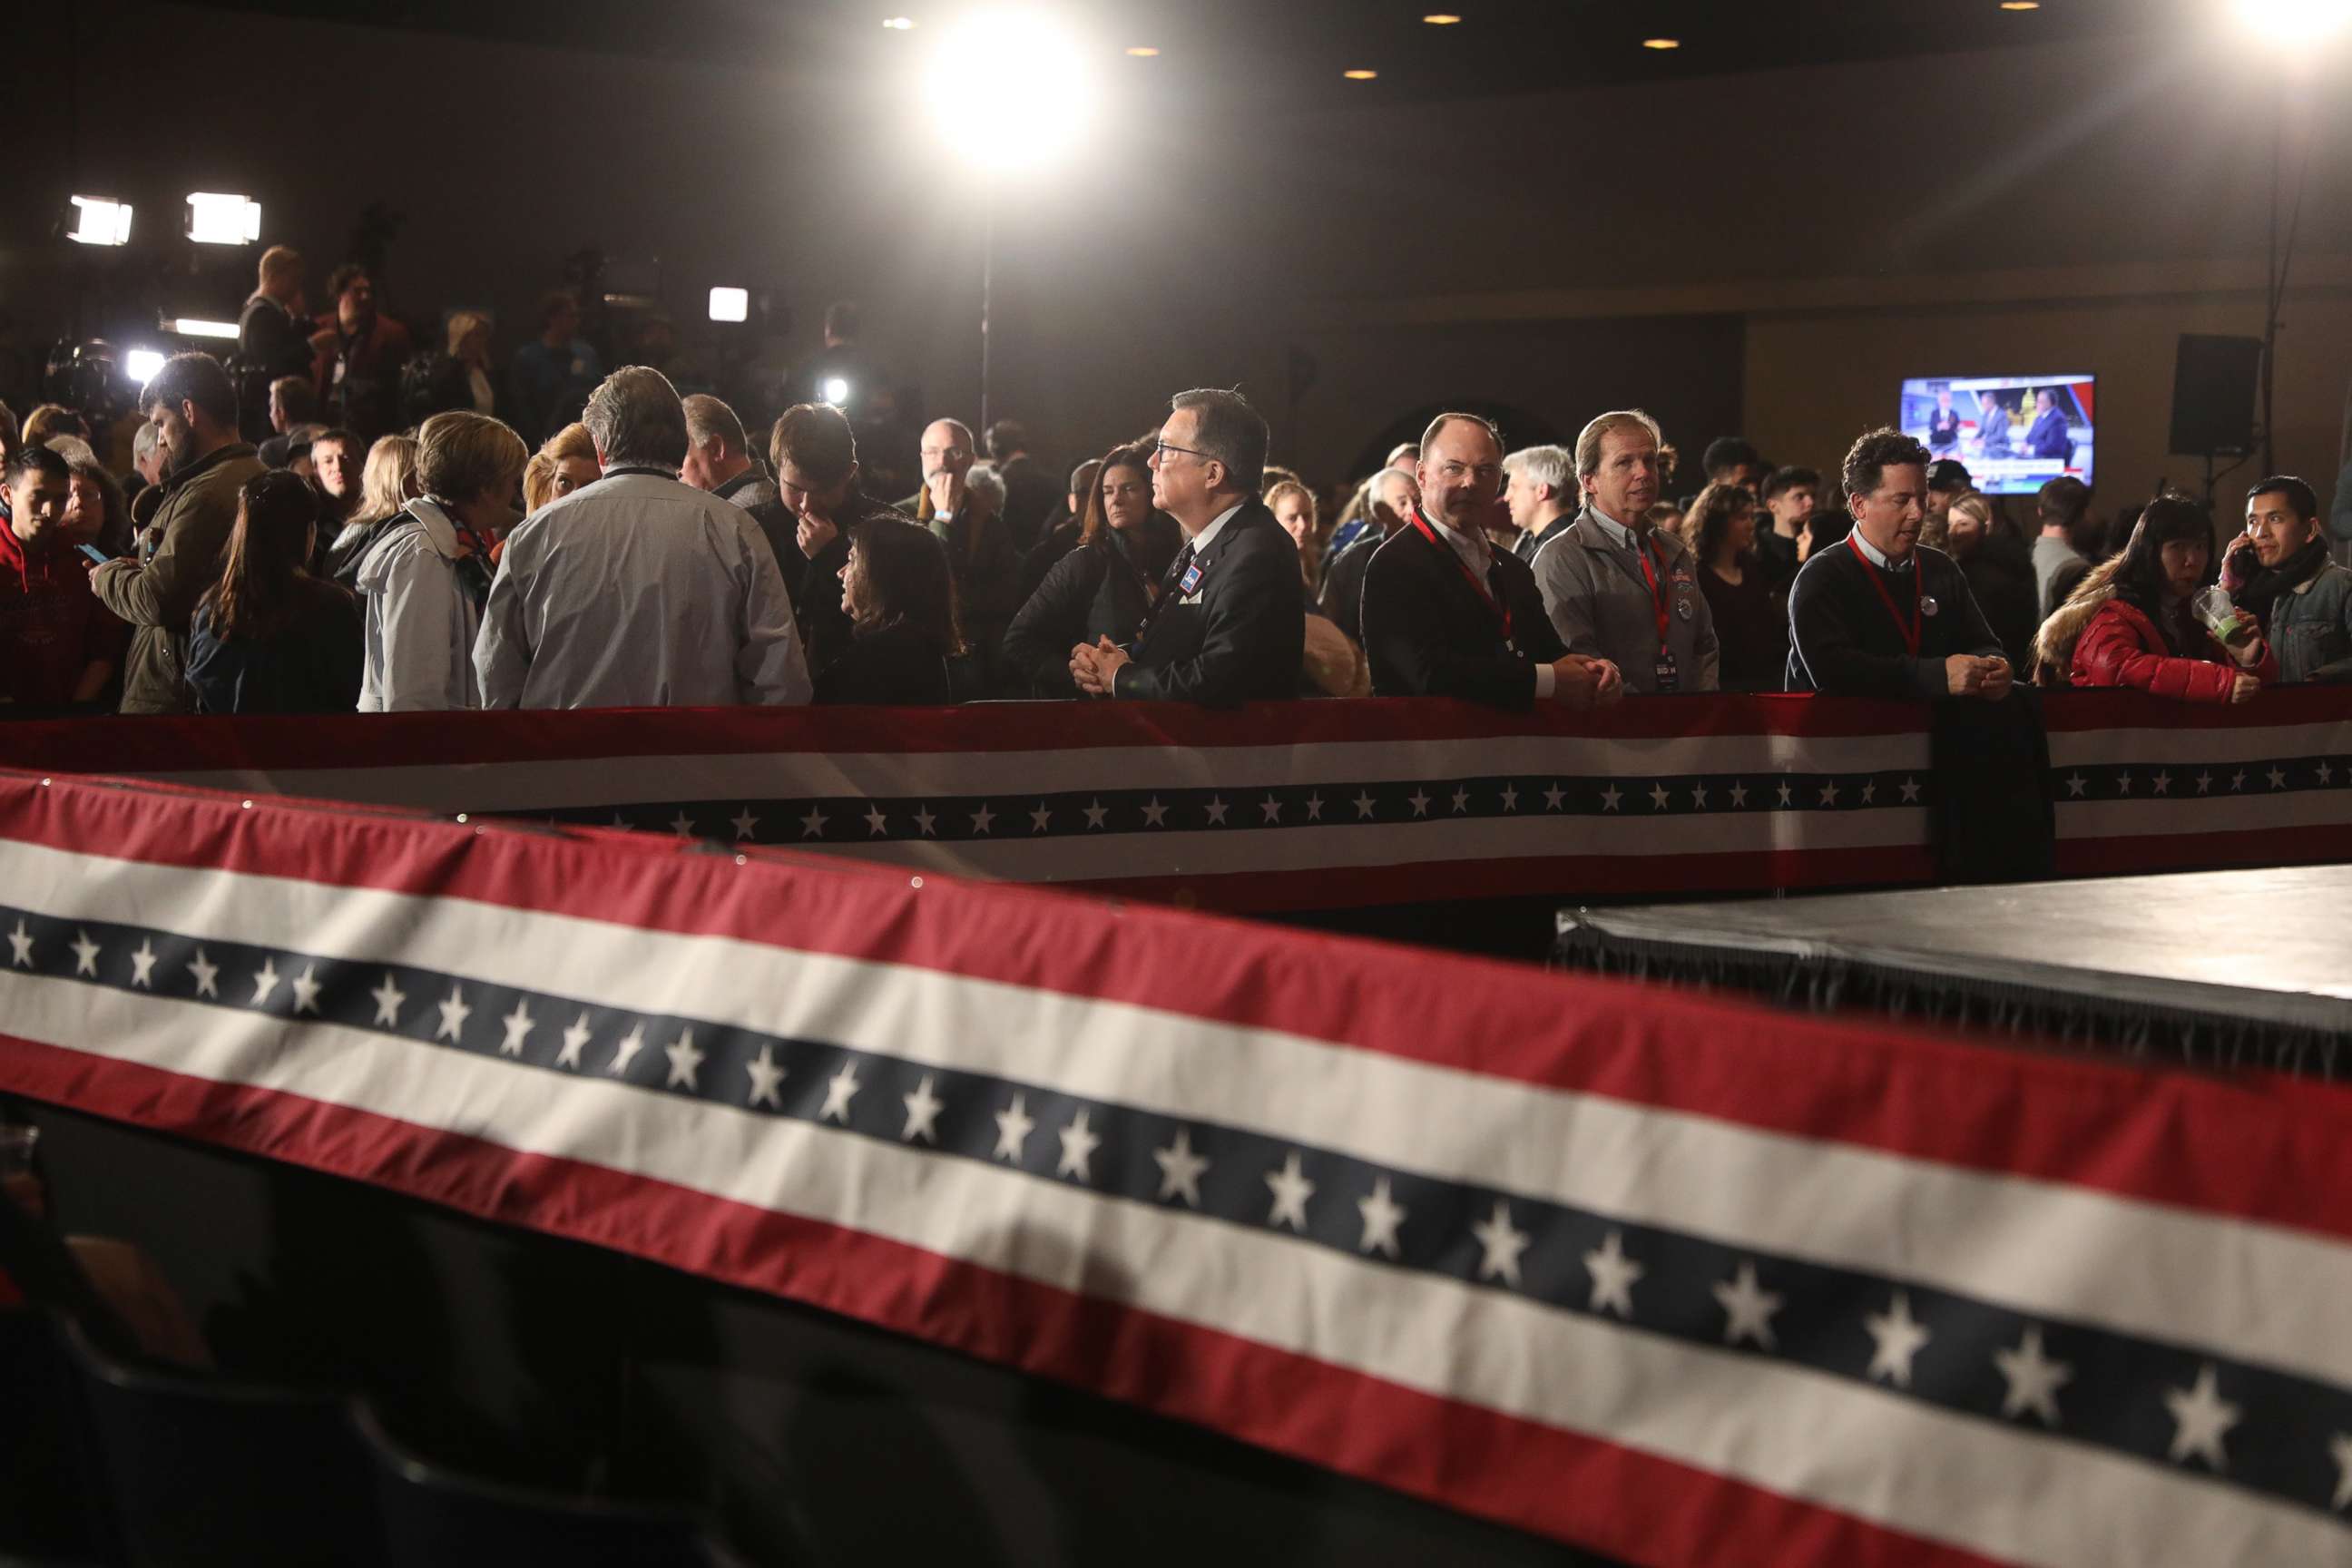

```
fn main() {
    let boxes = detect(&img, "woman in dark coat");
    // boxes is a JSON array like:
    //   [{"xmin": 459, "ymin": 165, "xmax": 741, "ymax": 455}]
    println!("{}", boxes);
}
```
[
  {"xmin": 998, "ymin": 444, "xmax": 1181, "ymax": 697},
  {"xmin": 186, "ymin": 469, "xmax": 364, "ymax": 713},
  {"xmin": 812, "ymin": 515, "xmax": 964, "ymax": 705},
  {"xmin": 1686, "ymin": 482, "xmax": 1787, "ymax": 691}
]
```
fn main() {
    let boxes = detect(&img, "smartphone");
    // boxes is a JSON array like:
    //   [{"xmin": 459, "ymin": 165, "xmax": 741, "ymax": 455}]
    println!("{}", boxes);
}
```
[{"xmin": 76, "ymin": 544, "xmax": 114, "ymax": 566}]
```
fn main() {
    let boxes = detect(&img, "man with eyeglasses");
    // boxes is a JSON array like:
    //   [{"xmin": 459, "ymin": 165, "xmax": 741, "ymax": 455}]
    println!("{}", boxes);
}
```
[
  {"xmin": 1363, "ymin": 414, "xmax": 1621, "ymax": 710},
  {"xmin": 903, "ymin": 417, "xmax": 1018, "ymax": 691},
  {"xmin": 1070, "ymin": 388, "xmax": 1303, "ymax": 704}
]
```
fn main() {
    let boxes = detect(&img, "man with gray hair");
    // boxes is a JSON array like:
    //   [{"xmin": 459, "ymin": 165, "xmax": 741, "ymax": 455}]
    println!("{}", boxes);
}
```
[
  {"xmin": 476, "ymin": 367, "xmax": 808, "ymax": 709},
  {"xmin": 1531, "ymin": 408, "xmax": 1720, "ymax": 693},
  {"xmin": 1503, "ymin": 445, "xmax": 1575, "ymax": 564},
  {"xmin": 680, "ymin": 392, "xmax": 799, "ymax": 590}
]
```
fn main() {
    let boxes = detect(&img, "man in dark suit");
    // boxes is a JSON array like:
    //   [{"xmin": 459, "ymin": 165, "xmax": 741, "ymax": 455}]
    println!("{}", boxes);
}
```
[
  {"xmin": 986, "ymin": 418, "xmax": 1061, "ymax": 555},
  {"xmin": 1365, "ymin": 414, "xmax": 1622, "ymax": 710},
  {"xmin": 1071, "ymin": 388, "xmax": 1303, "ymax": 704}
]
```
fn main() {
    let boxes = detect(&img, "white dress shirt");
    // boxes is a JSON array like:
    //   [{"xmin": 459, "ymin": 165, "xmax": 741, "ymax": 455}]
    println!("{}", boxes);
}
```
[{"xmin": 1424, "ymin": 509, "xmax": 1555, "ymax": 699}]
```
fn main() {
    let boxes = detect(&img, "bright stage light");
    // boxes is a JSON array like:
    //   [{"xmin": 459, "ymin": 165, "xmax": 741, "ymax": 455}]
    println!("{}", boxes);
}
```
[
  {"xmin": 708, "ymin": 286, "xmax": 749, "ymax": 323},
  {"xmin": 186, "ymin": 192, "xmax": 261, "ymax": 245},
  {"xmin": 822, "ymin": 377, "xmax": 851, "ymax": 407},
  {"xmin": 123, "ymin": 349, "xmax": 166, "ymax": 386},
  {"xmin": 172, "ymin": 318, "xmax": 240, "ymax": 339},
  {"xmin": 69, "ymin": 197, "xmax": 133, "ymax": 246},
  {"xmin": 926, "ymin": 11, "xmax": 1094, "ymax": 170},
  {"xmin": 2233, "ymin": 0, "xmax": 2352, "ymax": 43}
]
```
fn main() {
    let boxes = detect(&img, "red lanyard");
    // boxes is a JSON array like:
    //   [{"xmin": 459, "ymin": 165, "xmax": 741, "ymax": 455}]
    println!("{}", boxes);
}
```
[
  {"xmin": 1845, "ymin": 532, "xmax": 1921, "ymax": 655},
  {"xmin": 1632, "ymin": 535, "xmax": 1671, "ymax": 652},
  {"xmin": 1412, "ymin": 512, "xmax": 1511, "ymax": 643}
]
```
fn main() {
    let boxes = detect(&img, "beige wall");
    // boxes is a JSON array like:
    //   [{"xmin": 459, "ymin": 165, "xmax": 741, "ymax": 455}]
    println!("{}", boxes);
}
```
[{"xmin": 1742, "ymin": 258, "xmax": 2352, "ymax": 518}]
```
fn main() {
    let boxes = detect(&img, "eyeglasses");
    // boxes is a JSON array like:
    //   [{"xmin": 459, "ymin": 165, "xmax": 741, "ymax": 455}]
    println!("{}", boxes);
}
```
[
  {"xmin": 919, "ymin": 446, "xmax": 970, "ymax": 462},
  {"xmin": 1153, "ymin": 440, "xmax": 1211, "ymax": 465}
]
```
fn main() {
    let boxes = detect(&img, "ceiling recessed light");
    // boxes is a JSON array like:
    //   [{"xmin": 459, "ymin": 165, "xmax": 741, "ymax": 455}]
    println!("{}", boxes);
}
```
[
  {"xmin": 1642, "ymin": 36, "xmax": 1681, "ymax": 49},
  {"xmin": 1423, "ymin": 13, "xmax": 1463, "ymax": 23},
  {"xmin": 2000, "ymin": 2, "xmax": 2039, "ymax": 9},
  {"xmin": 881, "ymin": 15, "xmax": 916, "ymax": 29},
  {"xmin": 1344, "ymin": 68, "xmax": 1378, "ymax": 79},
  {"xmin": 1125, "ymin": 44, "xmax": 1159, "ymax": 55}
]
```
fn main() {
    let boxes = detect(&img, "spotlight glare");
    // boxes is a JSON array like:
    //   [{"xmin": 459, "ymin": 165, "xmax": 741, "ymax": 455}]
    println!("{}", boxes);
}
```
[
  {"xmin": 708, "ymin": 286, "xmax": 750, "ymax": 323},
  {"xmin": 123, "ymin": 349, "xmax": 166, "ymax": 386},
  {"xmin": 822, "ymin": 377, "xmax": 851, "ymax": 407},
  {"xmin": 2232, "ymin": 0, "xmax": 2352, "ymax": 43},
  {"xmin": 1642, "ymin": 37, "xmax": 1681, "ymax": 49},
  {"xmin": 69, "ymin": 196, "xmax": 133, "ymax": 246},
  {"xmin": 172, "ymin": 318, "xmax": 240, "ymax": 340},
  {"xmin": 186, "ymin": 191, "xmax": 261, "ymax": 245},
  {"xmin": 926, "ymin": 12, "xmax": 1095, "ymax": 172},
  {"xmin": 1343, "ymin": 68, "xmax": 1379, "ymax": 79}
]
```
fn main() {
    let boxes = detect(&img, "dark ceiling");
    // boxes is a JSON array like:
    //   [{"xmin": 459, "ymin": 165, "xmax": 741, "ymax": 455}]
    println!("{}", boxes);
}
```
[{"xmin": 163, "ymin": 0, "xmax": 2183, "ymax": 107}]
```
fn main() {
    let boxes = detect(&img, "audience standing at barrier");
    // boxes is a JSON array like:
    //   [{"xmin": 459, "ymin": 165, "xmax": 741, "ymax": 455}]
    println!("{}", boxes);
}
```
[
  {"xmin": 185, "ymin": 471, "xmax": 364, "ymax": 714},
  {"xmin": 2032, "ymin": 475, "xmax": 2097, "ymax": 619},
  {"xmin": 1070, "ymin": 388, "xmax": 1304, "ymax": 704},
  {"xmin": 1362, "ymin": 414, "xmax": 1618, "ymax": 710},
  {"xmin": 770, "ymin": 402, "xmax": 905, "ymax": 674},
  {"xmin": 1318, "ymin": 465, "xmax": 1417, "ymax": 646},
  {"xmin": 1533, "ymin": 409, "xmax": 1720, "ymax": 693},
  {"xmin": 812, "ymin": 516, "xmax": 964, "ymax": 705},
  {"xmin": 1788, "ymin": 428, "xmax": 2010, "ymax": 701},
  {"xmin": 1268, "ymin": 477, "xmax": 1321, "ymax": 589},
  {"xmin": 2226, "ymin": 475, "xmax": 2352, "ymax": 684},
  {"xmin": 1685, "ymin": 482, "xmax": 1786, "ymax": 691},
  {"xmin": 1757, "ymin": 466, "xmax": 1818, "ymax": 590},
  {"xmin": 477, "ymin": 368, "xmax": 807, "ymax": 710},
  {"xmin": 358, "ymin": 411, "xmax": 523, "ymax": 711},
  {"xmin": 2, "ymin": 446, "xmax": 125, "ymax": 712},
  {"xmin": 1502, "ymin": 445, "xmax": 1576, "ymax": 566},
  {"xmin": 2037, "ymin": 495, "xmax": 2270, "ymax": 703},
  {"xmin": 1941, "ymin": 491, "xmax": 2039, "ymax": 672},
  {"xmin": 326, "ymin": 434, "xmax": 420, "ymax": 591},
  {"xmin": 520, "ymin": 423, "xmax": 597, "ymax": 516},
  {"xmin": 906, "ymin": 419, "xmax": 1020, "ymax": 691},
  {"xmin": 90, "ymin": 354, "xmax": 266, "ymax": 715},
  {"xmin": 1002, "ymin": 445, "xmax": 1181, "ymax": 698},
  {"xmin": 681, "ymin": 394, "xmax": 798, "ymax": 592}
]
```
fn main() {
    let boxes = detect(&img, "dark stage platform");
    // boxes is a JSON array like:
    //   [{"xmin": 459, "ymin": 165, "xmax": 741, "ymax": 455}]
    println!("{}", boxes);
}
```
[{"xmin": 1555, "ymin": 865, "xmax": 2352, "ymax": 1079}]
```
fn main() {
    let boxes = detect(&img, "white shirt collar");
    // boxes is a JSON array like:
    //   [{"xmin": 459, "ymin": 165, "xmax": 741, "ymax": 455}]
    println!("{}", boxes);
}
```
[
  {"xmin": 1189, "ymin": 500, "xmax": 1246, "ymax": 554},
  {"xmin": 1849, "ymin": 528, "xmax": 1914, "ymax": 573},
  {"xmin": 1421, "ymin": 508, "xmax": 1491, "ymax": 574},
  {"xmin": 1585, "ymin": 505, "xmax": 1636, "ymax": 550}
]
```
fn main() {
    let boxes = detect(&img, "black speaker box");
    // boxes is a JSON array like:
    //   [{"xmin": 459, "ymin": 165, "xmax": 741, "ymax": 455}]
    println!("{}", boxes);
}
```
[{"xmin": 2168, "ymin": 334, "xmax": 2261, "ymax": 456}]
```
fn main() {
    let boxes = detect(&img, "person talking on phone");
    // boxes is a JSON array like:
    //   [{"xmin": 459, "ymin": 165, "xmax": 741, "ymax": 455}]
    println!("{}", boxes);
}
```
[
  {"xmin": 2034, "ymin": 495, "xmax": 2271, "ymax": 704},
  {"xmin": 0, "ymin": 445, "xmax": 125, "ymax": 713},
  {"xmin": 1787, "ymin": 428, "xmax": 2012, "ymax": 700}
]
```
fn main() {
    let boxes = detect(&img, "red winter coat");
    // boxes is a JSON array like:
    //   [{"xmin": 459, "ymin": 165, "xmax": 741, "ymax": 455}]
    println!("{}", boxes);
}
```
[{"xmin": 2069, "ymin": 598, "xmax": 2272, "ymax": 702}]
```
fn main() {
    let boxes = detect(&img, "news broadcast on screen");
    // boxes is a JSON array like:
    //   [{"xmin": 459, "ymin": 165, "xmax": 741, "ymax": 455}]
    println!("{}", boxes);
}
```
[{"xmin": 1900, "ymin": 373, "xmax": 2096, "ymax": 495}]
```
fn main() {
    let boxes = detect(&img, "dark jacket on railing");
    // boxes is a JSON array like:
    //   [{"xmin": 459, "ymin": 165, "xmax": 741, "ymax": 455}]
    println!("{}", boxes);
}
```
[
  {"xmin": 1000, "ymin": 518, "xmax": 1181, "ymax": 698},
  {"xmin": 1112, "ymin": 502, "xmax": 1304, "ymax": 705},
  {"xmin": 1362, "ymin": 516, "xmax": 1566, "ymax": 709},
  {"xmin": 812, "ymin": 619, "xmax": 954, "ymax": 706}
]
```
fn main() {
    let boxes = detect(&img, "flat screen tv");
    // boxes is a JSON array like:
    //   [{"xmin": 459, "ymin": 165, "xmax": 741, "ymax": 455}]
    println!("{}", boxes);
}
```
[{"xmin": 1899, "ymin": 374, "xmax": 2094, "ymax": 495}]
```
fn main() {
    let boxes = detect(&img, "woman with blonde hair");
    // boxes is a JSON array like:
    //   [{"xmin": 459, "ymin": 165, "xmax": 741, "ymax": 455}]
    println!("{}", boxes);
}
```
[
  {"xmin": 326, "ymin": 433, "xmax": 420, "ymax": 590},
  {"xmin": 1266, "ymin": 477, "xmax": 1321, "ymax": 589},
  {"xmin": 521, "ymin": 421, "xmax": 598, "ymax": 515},
  {"xmin": 356, "ymin": 411, "xmax": 525, "ymax": 710}
]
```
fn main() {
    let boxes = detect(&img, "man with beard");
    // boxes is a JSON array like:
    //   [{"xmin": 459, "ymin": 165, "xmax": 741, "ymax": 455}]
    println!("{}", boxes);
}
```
[
  {"xmin": 1362, "ymin": 413, "xmax": 1619, "ymax": 710},
  {"xmin": 309, "ymin": 265, "xmax": 412, "ymax": 444},
  {"xmin": 90, "ymin": 354, "xmax": 266, "ymax": 713},
  {"xmin": 1532, "ymin": 408, "xmax": 1720, "ymax": 692},
  {"xmin": 2224, "ymin": 475, "xmax": 2352, "ymax": 683}
]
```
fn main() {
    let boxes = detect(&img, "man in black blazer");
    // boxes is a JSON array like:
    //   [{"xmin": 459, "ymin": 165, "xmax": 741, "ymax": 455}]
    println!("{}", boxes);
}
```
[
  {"xmin": 1364, "ymin": 414, "xmax": 1622, "ymax": 710},
  {"xmin": 1072, "ymin": 388, "xmax": 1304, "ymax": 704}
]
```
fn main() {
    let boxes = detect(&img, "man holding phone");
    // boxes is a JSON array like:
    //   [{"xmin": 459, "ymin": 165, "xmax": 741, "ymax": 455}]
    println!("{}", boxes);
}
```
[{"xmin": 1, "ymin": 446, "xmax": 124, "ymax": 711}]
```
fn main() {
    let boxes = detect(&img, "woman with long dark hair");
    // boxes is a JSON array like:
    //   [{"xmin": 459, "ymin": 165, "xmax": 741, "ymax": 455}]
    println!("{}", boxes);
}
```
[
  {"xmin": 812, "ymin": 515, "xmax": 965, "ymax": 704},
  {"xmin": 2035, "ymin": 494, "xmax": 2272, "ymax": 702},
  {"xmin": 1686, "ymin": 482, "xmax": 1785, "ymax": 691},
  {"xmin": 998, "ymin": 443, "xmax": 1182, "ymax": 697},
  {"xmin": 185, "ymin": 470, "xmax": 364, "ymax": 712}
]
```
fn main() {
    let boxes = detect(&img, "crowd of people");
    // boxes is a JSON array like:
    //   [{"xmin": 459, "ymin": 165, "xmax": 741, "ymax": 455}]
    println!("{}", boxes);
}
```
[{"xmin": 3, "ymin": 261, "xmax": 2347, "ymax": 722}]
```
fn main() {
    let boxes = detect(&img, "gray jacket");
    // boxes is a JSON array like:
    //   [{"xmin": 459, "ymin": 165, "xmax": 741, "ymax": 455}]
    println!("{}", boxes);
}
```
[
  {"xmin": 2267, "ymin": 559, "xmax": 2352, "ymax": 684},
  {"xmin": 1530, "ymin": 508, "xmax": 1720, "ymax": 692}
]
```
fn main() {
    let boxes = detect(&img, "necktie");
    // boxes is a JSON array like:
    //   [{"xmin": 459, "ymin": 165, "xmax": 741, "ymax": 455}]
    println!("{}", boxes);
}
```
[{"xmin": 1161, "ymin": 540, "xmax": 1197, "ymax": 602}]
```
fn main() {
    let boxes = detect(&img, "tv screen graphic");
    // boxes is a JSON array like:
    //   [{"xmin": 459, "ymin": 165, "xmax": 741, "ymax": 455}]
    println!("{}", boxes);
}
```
[{"xmin": 1899, "ymin": 375, "xmax": 2094, "ymax": 496}]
